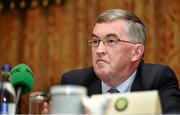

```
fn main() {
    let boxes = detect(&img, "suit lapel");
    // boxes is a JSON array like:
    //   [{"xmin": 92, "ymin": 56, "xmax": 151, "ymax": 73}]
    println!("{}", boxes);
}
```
[
  {"xmin": 87, "ymin": 69, "xmax": 102, "ymax": 96},
  {"xmin": 88, "ymin": 77, "xmax": 102, "ymax": 96},
  {"xmin": 131, "ymin": 61, "xmax": 144, "ymax": 91}
]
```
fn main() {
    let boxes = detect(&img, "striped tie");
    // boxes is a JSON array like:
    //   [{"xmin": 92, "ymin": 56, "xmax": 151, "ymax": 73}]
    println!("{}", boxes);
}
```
[{"xmin": 107, "ymin": 88, "xmax": 119, "ymax": 93}]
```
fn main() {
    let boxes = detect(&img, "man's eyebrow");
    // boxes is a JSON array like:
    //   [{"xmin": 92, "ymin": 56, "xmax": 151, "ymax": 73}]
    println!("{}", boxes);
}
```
[
  {"xmin": 91, "ymin": 33, "xmax": 117, "ymax": 38},
  {"xmin": 91, "ymin": 33, "xmax": 118, "ymax": 39},
  {"xmin": 91, "ymin": 34, "xmax": 99, "ymax": 38},
  {"xmin": 91, "ymin": 34, "xmax": 98, "ymax": 37},
  {"xmin": 105, "ymin": 33, "xmax": 117, "ymax": 37}
]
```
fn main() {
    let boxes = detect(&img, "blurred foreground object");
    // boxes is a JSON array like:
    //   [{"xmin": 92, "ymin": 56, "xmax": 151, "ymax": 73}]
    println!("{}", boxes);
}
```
[
  {"xmin": 50, "ymin": 85, "xmax": 87, "ymax": 114},
  {"xmin": 0, "ymin": 64, "xmax": 16, "ymax": 114},
  {"xmin": 82, "ymin": 90, "xmax": 162, "ymax": 114},
  {"xmin": 29, "ymin": 92, "xmax": 48, "ymax": 114}
]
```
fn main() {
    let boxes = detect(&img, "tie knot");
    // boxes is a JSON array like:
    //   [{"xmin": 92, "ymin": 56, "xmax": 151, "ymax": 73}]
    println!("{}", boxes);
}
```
[{"xmin": 107, "ymin": 88, "xmax": 119, "ymax": 93}]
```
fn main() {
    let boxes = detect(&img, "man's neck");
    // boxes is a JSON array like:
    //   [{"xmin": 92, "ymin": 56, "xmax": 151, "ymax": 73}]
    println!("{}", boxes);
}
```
[{"xmin": 105, "ymin": 61, "xmax": 140, "ymax": 87}]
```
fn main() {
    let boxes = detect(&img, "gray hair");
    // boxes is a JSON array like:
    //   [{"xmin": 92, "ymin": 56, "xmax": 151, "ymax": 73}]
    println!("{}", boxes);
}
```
[{"xmin": 96, "ymin": 9, "xmax": 147, "ymax": 46}]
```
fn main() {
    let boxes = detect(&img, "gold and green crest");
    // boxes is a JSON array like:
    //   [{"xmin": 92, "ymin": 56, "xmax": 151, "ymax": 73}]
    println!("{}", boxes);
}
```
[{"xmin": 114, "ymin": 97, "xmax": 128, "ymax": 111}]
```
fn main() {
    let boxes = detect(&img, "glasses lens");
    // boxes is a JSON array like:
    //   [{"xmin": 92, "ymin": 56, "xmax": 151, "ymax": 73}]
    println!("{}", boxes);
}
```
[
  {"xmin": 88, "ymin": 39, "xmax": 99, "ymax": 47},
  {"xmin": 105, "ymin": 36, "xmax": 117, "ymax": 46}
]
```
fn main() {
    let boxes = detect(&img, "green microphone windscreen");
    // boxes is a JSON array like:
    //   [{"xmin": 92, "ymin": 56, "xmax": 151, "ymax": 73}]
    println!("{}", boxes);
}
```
[{"xmin": 10, "ymin": 64, "xmax": 34, "ymax": 95}]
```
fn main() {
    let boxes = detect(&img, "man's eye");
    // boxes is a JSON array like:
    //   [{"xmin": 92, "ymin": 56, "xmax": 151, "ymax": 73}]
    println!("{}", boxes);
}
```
[
  {"xmin": 92, "ymin": 40, "xmax": 99, "ymax": 44},
  {"xmin": 109, "ymin": 39, "xmax": 115, "ymax": 42},
  {"xmin": 106, "ymin": 39, "xmax": 116, "ymax": 43}
]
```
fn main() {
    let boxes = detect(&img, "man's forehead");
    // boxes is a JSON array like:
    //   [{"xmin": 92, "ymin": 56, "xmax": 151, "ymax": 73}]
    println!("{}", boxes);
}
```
[{"xmin": 92, "ymin": 20, "xmax": 128, "ymax": 37}]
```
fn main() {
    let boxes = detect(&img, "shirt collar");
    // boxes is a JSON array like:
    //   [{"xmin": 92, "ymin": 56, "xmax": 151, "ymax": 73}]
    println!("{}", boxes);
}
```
[{"xmin": 102, "ymin": 70, "xmax": 137, "ymax": 93}]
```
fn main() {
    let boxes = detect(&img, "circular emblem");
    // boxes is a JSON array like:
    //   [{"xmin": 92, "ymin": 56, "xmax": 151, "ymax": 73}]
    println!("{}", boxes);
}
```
[{"xmin": 114, "ymin": 97, "xmax": 128, "ymax": 111}]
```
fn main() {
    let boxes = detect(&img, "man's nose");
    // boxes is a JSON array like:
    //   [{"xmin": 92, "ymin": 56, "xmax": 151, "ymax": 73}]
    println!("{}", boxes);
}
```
[{"xmin": 96, "ymin": 41, "xmax": 106, "ymax": 54}]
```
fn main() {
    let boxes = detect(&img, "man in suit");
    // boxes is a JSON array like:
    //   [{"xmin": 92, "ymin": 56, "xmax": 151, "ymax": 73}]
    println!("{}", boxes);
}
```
[
  {"xmin": 42, "ymin": 9, "xmax": 180, "ymax": 114},
  {"xmin": 60, "ymin": 9, "xmax": 180, "ymax": 113}
]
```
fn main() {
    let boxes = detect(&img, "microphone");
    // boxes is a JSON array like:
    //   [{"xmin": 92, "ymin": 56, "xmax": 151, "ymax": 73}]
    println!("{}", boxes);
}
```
[{"xmin": 10, "ymin": 64, "xmax": 35, "ymax": 113}]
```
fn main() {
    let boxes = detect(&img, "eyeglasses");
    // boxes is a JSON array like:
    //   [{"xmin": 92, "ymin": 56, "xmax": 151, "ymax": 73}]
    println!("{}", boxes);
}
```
[{"xmin": 88, "ymin": 34, "xmax": 137, "ymax": 48}]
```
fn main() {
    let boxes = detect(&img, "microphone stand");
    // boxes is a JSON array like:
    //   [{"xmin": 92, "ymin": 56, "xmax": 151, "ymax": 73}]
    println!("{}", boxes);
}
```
[{"xmin": 16, "ymin": 87, "xmax": 23, "ymax": 114}]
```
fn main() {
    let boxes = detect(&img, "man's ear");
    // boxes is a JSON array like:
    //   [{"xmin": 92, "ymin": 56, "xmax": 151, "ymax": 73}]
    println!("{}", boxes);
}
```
[{"xmin": 131, "ymin": 44, "xmax": 144, "ymax": 62}]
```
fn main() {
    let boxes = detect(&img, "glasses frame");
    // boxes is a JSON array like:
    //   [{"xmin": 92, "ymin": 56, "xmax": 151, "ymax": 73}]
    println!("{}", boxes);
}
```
[{"xmin": 88, "ymin": 34, "xmax": 138, "ymax": 48}]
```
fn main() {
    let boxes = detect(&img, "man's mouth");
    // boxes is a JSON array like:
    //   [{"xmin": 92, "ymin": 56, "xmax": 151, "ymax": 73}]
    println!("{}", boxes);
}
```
[{"xmin": 96, "ymin": 59, "xmax": 108, "ymax": 63}]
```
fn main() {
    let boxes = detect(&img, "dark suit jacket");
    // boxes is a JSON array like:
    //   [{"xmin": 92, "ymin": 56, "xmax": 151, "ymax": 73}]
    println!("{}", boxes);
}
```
[{"xmin": 61, "ymin": 61, "xmax": 180, "ymax": 114}]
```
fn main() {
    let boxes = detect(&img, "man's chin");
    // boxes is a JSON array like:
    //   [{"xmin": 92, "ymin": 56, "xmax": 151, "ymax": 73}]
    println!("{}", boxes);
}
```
[
  {"xmin": 95, "ymin": 62, "xmax": 108, "ymax": 68},
  {"xmin": 95, "ymin": 70, "xmax": 112, "ymax": 82},
  {"xmin": 94, "ymin": 67, "xmax": 110, "ymax": 75}
]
